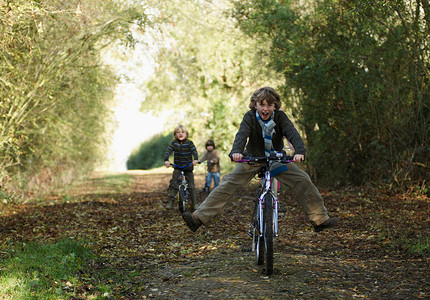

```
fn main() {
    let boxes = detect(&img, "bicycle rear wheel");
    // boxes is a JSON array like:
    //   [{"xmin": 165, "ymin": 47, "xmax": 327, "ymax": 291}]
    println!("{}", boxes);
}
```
[
  {"xmin": 264, "ymin": 194, "xmax": 274, "ymax": 275},
  {"xmin": 178, "ymin": 185, "xmax": 186, "ymax": 213}
]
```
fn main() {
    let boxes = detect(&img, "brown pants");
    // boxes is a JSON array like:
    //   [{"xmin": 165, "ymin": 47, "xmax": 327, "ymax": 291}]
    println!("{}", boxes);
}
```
[{"xmin": 194, "ymin": 162, "xmax": 329, "ymax": 226}]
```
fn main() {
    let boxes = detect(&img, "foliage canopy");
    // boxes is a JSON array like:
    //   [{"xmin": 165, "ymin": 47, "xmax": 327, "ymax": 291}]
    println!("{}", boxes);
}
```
[
  {"xmin": 1, "ymin": 0, "xmax": 428, "ymax": 195},
  {"xmin": 0, "ymin": 0, "xmax": 148, "ymax": 197},
  {"xmin": 232, "ymin": 0, "xmax": 429, "ymax": 187}
]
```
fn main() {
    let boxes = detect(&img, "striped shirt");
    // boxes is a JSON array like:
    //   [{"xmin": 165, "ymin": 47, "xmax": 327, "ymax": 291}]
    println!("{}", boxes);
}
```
[{"xmin": 164, "ymin": 139, "xmax": 198, "ymax": 167}]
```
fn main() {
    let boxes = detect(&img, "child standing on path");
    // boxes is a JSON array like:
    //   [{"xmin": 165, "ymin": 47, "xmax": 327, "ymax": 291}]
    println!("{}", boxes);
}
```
[
  {"xmin": 198, "ymin": 140, "xmax": 221, "ymax": 191},
  {"xmin": 164, "ymin": 125, "xmax": 199, "ymax": 210},
  {"xmin": 182, "ymin": 87, "xmax": 339, "ymax": 232}
]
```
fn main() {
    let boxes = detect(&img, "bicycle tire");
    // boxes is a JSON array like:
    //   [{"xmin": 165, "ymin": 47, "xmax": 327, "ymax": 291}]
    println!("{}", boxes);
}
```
[
  {"xmin": 251, "ymin": 199, "xmax": 264, "ymax": 265},
  {"xmin": 253, "ymin": 225, "xmax": 264, "ymax": 265},
  {"xmin": 264, "ymin": 194, "xmax": 274, "ymax": 275},
  {"xmin": 178, "ymin": 185, "xmax": 186, "ymax": 213},
  {"xmin": 252, "ymin": 198, "xmax": 264, "ymax": 265}
]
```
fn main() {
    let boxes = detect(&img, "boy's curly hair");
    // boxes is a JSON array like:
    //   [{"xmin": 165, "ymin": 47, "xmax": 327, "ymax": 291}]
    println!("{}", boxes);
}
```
[
  {"xmin": 173, "ymin": 124, "xmax": 189, "ymax": 139},
  {"xmin": 249, "ymin": 87, "xmax": 282, "ymax": 110}
]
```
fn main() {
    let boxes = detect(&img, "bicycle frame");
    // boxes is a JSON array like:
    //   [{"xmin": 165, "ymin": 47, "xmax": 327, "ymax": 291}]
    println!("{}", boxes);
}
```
[
  {"xmin": 258, "ymin": 163, "xmax": 280, "ymax": 236},
  {"xmin": 172, "ymin": 164, "xmax": 189, "ymax": 189},
  {"xmin": 240, "ymin": 155, "xmax": 292, "ymax": 235},
  {"xmin": 257, "ymin": 167, "xmax": 278, "ymax": 237},
  {"xmin": 237, "ymin": 152, "xmax": 293, "ymax": 275},
  {"xmin": 180, "ymin": 169, "xmax": 187, "ymax": 187},
  {"xmin": 172, "ymin": 163, "xmax": 192, "ymax": 213}
]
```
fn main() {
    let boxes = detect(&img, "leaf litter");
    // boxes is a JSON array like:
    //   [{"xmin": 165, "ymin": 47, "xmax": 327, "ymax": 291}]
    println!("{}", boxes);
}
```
[{"xmin": 0, "ymin": 172, "xmax": 429, "ymax": 299}]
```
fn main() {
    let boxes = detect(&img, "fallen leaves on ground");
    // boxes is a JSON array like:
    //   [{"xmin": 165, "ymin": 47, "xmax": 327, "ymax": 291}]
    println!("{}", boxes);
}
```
[{"xmin": 1, "ymin": 171, "xmax": 429, "ymax": 299}]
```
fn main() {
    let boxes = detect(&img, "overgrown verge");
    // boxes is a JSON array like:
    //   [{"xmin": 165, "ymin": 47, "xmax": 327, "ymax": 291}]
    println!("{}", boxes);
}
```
[
  {"xmin": 0, "ymin": 0, "xmax": 148, "ymax": 202},
  {"xmin": 0, "ymin": 239, "xmax": 107, "ymax": 299}
]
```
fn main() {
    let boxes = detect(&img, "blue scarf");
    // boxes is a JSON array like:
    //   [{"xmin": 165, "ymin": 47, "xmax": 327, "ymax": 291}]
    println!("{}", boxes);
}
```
[{"xmin": 256, "ymin": 110, "xmax": 276, "ymax": 157}]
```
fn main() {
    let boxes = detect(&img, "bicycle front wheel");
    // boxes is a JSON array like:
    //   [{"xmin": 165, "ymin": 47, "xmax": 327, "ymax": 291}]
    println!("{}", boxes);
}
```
[
  {"xmin": 252, "ymin": 200, "xmax": 264, "ymax": 266},
  {"xmin": 178, "ymin": 185, "xmax": 186, "ymax": 213},
  {"xmin": 264, "ymin": 194, "xmax": 274, "ymax": 276}
]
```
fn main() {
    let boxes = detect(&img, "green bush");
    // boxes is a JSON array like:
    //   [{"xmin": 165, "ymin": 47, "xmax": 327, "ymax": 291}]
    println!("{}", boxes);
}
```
[
  {"xmin": 233, "ymin": 0, "xmax": 429, "ymax": 188},
  {"xmin": 126, "ymin": 133, "xmax": 172, "ymax": 170},
  {"xmin": 0, "ymin": 0, "xmax": 148, "ymax": 198}
]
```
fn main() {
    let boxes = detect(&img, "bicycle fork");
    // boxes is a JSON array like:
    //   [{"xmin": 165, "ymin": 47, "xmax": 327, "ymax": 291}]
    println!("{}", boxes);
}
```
[
  {"xmin": 257, "ymin": 171, "xmax": 279, "ymax": 237},
  {"xmin": 273, "ymin": 178, "xmax": 279, "ymax": 237},
  {"xmin": 181, "ymin": 171, "xmax": 188, "ymax": 200}
]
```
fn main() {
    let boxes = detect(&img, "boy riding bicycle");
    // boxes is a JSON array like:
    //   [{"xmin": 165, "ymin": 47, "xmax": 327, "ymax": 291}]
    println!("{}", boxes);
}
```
[
  {"xmin": 182, "ymin": 87, "xmax": 339, "ymax": 232},
  {"xmin": 198, "ymin": 139, "xmax": 221, "ymax": 191},
  {"xmin": 164, "ymin": 125, "xmax": 199, "ymax": 210}
]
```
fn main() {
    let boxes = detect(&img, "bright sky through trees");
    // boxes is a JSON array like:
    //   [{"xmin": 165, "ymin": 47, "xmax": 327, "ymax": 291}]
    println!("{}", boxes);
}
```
[
  {"xmin": 100, "ymin": 40, "xmax": 170, "ymax": 171},
  {"xmin": 108, "ymin": 84, "xmax": 170, "ymax": 171}
]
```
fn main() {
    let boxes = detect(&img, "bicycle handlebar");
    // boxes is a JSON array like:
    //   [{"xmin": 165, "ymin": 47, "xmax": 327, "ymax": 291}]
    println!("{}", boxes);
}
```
[
  {"xmin": 172, "ymin": 162, "xmax": 193, "ymax": 170},
  {"xmin": 236, "ymin": 156, "xmax": 294, "ymax": 163},
  {"xmin": 231, "ymin": 151, "xmax": 295, "ymax": 164}
]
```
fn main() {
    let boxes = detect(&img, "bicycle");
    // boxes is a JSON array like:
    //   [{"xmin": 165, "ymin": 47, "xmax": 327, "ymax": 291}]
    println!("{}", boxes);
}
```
[
  {"xmin": 197, "ymin": 161, "xmax": 211, "ymax": 201},
  {"xmin": 172, "ymin": 163, "xmax": 192, "ymax": 213},
  {"xmin": 236, "ymin": 151, "xmax": 294, "ymax": 276}
]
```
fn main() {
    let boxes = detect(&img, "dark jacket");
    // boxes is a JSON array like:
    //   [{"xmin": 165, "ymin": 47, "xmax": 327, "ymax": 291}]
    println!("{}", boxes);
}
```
[{"xmin": 229, "ymin": 110, "xmax": 306, "ymax": 158}]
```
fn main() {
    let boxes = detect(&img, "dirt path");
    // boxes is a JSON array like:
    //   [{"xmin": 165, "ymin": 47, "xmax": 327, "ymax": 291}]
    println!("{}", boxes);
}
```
[{"xmin": 1, "ymin": 171, "xmax": 429, "ymax": 299}]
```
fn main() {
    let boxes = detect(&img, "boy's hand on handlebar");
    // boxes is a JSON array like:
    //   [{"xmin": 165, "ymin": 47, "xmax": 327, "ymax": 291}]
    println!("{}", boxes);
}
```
[
  {"xmin": 232, "ymin": 153, "xmax": 243, "ymax": 161},
  {"xmin": 164, "ymin": 161, "xmax": 171, "ymax": 168},
  {"xmin": 193, "ymin": 160, "xmax": 198, "ymax": 166},
  {"xmin": 293, "ymin": 154, "xmax": 304, "ymax": 162}
]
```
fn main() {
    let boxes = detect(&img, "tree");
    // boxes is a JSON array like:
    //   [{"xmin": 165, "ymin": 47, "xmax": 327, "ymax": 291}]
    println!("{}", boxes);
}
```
[
  {"xmin": 0, "ymin": 0, "xmax": 148, "ymax": 197},
  {"xmin": 232, "ymin": 0, "xmax": 429, "ymax": 187},
  {"xmin": 137, "ymin": 0, "xmax": 282, "ymax": 156}
]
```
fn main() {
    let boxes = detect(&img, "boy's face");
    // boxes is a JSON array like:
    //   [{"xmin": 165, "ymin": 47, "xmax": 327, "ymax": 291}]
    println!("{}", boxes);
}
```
[
  {"xmin": 175, "ymin": 129, "xmax": 187, "ymax": 141},
  {"xmin": 206, "ymin": 145, "xmax": 214, "ymax": 151},
  {"xmin": 255, "ymin": 99, "xmax": 275, "ymax": 121}
]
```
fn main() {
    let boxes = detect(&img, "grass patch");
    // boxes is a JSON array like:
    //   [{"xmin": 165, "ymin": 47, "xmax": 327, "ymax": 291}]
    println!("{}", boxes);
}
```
[
  {"xmin": 383, "ymin": 232, "xmax": 430, "ymax": 258},
  {"xmin": 0, "ymin": 238, "xmax": 109, "ymax": 299},
  {"xmin": 399, "ymin": 236, "xmax": 430, "ymax": 257},
  {"xmin": 88, "ymin": 173, "xmax": 134, "ymax": 193}
]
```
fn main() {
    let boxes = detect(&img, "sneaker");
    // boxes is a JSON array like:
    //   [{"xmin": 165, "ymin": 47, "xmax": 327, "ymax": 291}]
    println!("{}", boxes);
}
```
[
  {"xmin": 182, "ymin": 212, "xmax": 202, "ymax": 232},
  {"xmin": 313, "ymin": 217, "xmax": 339, "ymax": 232}
]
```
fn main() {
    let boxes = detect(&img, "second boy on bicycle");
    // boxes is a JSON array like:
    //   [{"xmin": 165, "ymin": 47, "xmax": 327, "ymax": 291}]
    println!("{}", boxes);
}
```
[{"xmin": 164, "ymin": 125, "xmax": 199, "ymax": 210}]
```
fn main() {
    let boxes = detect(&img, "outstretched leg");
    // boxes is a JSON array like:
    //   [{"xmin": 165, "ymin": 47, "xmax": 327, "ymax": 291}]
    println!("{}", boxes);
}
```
[
  {"xmin": 275, "ymin": 163, "xmax": 338, "ymax": 231},
  {"xmin": 190, "ymin": 163, "xmax": 259, "ymax": 227}
]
